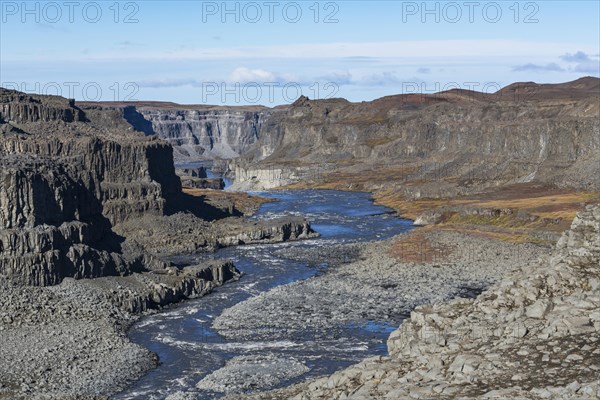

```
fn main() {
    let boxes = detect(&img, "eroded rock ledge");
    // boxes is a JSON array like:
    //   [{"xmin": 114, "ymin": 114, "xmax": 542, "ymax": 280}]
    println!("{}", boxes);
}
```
[
  {"xmin": 0, "ymin": 88, "xmax": 184, "ymax": 286},
  {"xmin": 0, "ymin": 259, "xmax": 241, "ymax": 399}
]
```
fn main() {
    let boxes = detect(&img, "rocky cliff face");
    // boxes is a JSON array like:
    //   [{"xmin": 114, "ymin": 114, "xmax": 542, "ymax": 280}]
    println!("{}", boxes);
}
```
[
  {"xmin": 79, "ymin": 102, "xmax": 270, "ymax": 163},
  {"xmin": 0, "ymin": 91, "xmax": 86, "ymax": 124},
  {"xmin": 137, "ymin": 108, "xmax": 267, "ymax": 162},
  {"xmin": 0, "ymin": 89, "xmax": 318, "ymax": 286},
  {"xmin": 0, "ymin": 89, "xmax": 182, "ymax": 285},
  {"xmin": 231, "ymin": 78, "xmax": 600, "ymax": 193},
  {"xmin": 78, "ymin": 78, "xmax": 599, "ymax": 194}
]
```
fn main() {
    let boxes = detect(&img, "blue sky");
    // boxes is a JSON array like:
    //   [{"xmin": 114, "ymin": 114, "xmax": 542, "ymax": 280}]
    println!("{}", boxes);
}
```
[{"xmin": 1, "ymin": 1, "xmax": 599, "ymax": 105}]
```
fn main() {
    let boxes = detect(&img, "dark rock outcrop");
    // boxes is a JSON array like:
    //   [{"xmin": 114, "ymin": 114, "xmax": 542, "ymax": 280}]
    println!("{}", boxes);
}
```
[
  {"xmin": 180, "ymin": 177, "xmax": 225, "ymax": 190},
  {"xmin": 215, "ymin": 217, "xmax": 317, "ymax": 247},
  {"xmin": 0, "ymin": 89, "xmax": 318, "ymax": 285},
  {"xmin": 94, "ymin": 260, "xmax": 242, "ymax": 314},
  {"xmin": 113, "ymin": 213, "xmax": 317, "ymax": 257},
  {"xmin": 0, "ymin": 88, "xmax": 183, "ymax": 285},
  {"xmin": 176, "ymin": 167, "xmax": 208, "ymax": 178},
  {"xmin": 0, "ymin": 91, "xmax": 86, "ymax": 124}
]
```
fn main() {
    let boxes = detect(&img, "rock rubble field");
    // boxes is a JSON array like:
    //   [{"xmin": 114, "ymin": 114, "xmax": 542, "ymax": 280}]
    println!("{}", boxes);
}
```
[{"xmin": 228, "ymin": 205, "xmax": 600, "ymax": 399}]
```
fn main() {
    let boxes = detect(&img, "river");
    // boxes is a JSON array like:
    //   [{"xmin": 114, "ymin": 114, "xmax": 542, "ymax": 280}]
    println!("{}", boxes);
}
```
[{"xmin": 115, "ymin": 189, "xmax": 413, "ymax": 399}]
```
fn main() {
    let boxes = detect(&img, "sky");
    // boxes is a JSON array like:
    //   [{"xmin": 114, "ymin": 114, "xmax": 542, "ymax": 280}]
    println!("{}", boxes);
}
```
[{"xmin": 0, "ymin": 0, "xmax": 599, "ymax": 105}]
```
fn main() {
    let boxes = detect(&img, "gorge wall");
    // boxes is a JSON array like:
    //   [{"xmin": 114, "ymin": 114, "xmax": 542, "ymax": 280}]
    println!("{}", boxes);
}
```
[
  {"xmin": 0, "ymin": 89, "xmax": 319, "ymax": 287},
  {"xmin": 0, "ymin": 89, "xmax": 183, "ymax": 285},
  {"xmin": 137, "ymin": 107, "xmax": 267, "ymax": 162},
  {"xmin": 231, "ymin": 77, "xmax": 600, "ymax": 194},
  {"xmin": 79, "ymin": 102, "xmax": 271, "ymax": 163},
  {"xmin": 78, "ymin": 78, "xmax": 599, "ymax": 196}
]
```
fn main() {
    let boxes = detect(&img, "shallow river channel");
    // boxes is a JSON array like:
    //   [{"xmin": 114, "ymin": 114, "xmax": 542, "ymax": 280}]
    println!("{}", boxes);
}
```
[{"xmin": 116, "ymin": 189, "xmax": 414, "ymax": 399}]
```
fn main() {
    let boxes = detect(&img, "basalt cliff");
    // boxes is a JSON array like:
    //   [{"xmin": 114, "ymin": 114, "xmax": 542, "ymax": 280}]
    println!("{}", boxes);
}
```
[
  {"xmin": 82, "ymin": 78, "xmax": 599, "ymax": 197},
  {"xmin": 0, "ymin": 89, "xmax": 182, "ymax": 286},
  {"xmin": 86, "ymin": 77, "xmax": 600, "ymax": 244},
  {"xmin": 79, "ymin": 101, "xmax": 270, "ymax": 163},
  {"xmin": 231, "ymin": 77, "xmax": 600, "ymax": 194},
  {"xmin": 0, "ymin": 89, "xmax": 315, "ymax": 287}
]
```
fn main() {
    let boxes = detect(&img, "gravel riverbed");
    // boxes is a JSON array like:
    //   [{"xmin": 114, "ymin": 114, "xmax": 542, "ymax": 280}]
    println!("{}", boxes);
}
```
[
  {"xmin": 227, "ymin": 205, "xmax": 600, "ymax": 400},
  {"xmin": 179, "ymin": 229, "xmax": 544, "ymax": 397}
]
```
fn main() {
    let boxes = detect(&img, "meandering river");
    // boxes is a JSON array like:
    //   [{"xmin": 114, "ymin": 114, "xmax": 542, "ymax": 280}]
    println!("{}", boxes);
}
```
[{"xmin": 116, "ymin": 190, "xmax": 413, "ymax": 399}]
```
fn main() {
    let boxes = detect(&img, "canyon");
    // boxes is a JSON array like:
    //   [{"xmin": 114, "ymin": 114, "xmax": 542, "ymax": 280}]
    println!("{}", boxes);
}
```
[
  {"xmin": 0, "ymin": 88, "xmax": 314, "ymax": 286},
  {"xmin": 83, "ymin": 78, "xmax": 600, "ymax": 199},
  {"xmin": 0, "ymin": 77, "xmax": 598, "ymax": 399},
  {"xmin": 79, "ymin": 101, "xmax": 270, "ymax": 163},
  {"xmin": 101, "ymin": 78, "xmax": 600, "ymax": 244}
]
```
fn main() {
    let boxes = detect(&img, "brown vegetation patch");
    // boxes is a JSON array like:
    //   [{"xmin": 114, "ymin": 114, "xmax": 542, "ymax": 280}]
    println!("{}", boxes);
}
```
[
  {"xmin": 376, "ymin": 185, "xmax": 597, "ymax": 221},
  {"xmin": 374, "ymin": 185, "xmax": 599, "ymax": 244},
  {"xmin": 284, "ymin": 165, "xmax": 419, "ymax": 192},
  {"xmin": 388, "ymin": 229, "xmax": 452, "ymax": 263}
]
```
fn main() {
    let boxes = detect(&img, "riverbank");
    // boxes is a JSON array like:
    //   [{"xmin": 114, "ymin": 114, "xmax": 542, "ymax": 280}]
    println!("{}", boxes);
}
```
[
  {"xmin": 152, "ymin": 226, "xmax": 545, "ymax": 398},
  {"xmin": 225, "ymin": 204, "xmax": 600, "ymax": 400},
  {"xmin": 2, "ymin": 184, "xmax": 594, "ymax": 400},
  {"xmin": 283, "ymin": 174, "xmax": 599, "ymax": 246},
  {"xmin": 0, "ymin": 260, "xmax": 241, "ymax": 400},
  {"xmin": 213, "ymin": 230, "xmax": 543, "ymax": 340}
]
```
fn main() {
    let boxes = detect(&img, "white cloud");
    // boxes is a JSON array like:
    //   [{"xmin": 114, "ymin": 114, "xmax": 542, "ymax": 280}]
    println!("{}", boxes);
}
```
[
  {"xmin": 512, "ymin": 63, "xmax": 565, "ymax": 72},
  {"xmin": 229, "ymin": 67, "xmax": 278, "ymax": 83},
  {"xmin": 560, "ymin": 51, "xmax": 600, "ymax": 74},
  {"xmin": 574, "ymin": 62, "xmax": 600, "ymax": 74},
  {"xmin": 355, "ymin": 72, "xmax": 404, "ymax": 86},
  {"xmin": 138, "ymin": 78, "xmax": 200, "ymax": 88},
  {"xmin": 512, "ymin": 51, "xmax": 600, "ymax": 75},
  {"xmin": 560, "ymin": 51, "xmax": 591, "ymax": 63},
  {"xmin": 317, "ymin": 71, "xmax": 353, "ymax": 85}
]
